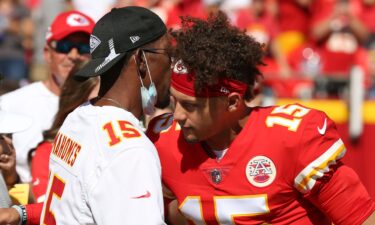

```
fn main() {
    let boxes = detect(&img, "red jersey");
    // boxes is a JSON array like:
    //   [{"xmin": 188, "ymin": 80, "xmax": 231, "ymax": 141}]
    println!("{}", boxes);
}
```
[
  {"xmin": 147, "ymin": 103, "xmax": 375, "ymax": 225},
  {"xmin": 31, "ymin": 141, "xmax": 52, "ymax": 203}
]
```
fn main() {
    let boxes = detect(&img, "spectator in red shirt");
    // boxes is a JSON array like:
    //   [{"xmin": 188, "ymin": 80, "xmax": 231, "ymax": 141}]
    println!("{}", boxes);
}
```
[
  {"xmin": 235, "ymin": 0, "xmax": 292, "ymax": 79},
  {"xmin": 275, "ymin": 0, "xmax": 313, "ymax": 55},
  {"xmin": 132, "ymin": 0, "xmax": 208, "ymax": 29},
  {"xmin": 351, "ymin": 0, "xmax": 375, "ymax": 97},
  {"xmin": 310, "ymin": 0, "xmax": 369, "ymax": 78}
]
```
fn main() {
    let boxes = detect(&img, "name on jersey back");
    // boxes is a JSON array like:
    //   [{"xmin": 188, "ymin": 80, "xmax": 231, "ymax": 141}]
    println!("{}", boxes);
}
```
[{"xmin": 51, "ymin": 132, "xmax": 82, "ymax": 166}]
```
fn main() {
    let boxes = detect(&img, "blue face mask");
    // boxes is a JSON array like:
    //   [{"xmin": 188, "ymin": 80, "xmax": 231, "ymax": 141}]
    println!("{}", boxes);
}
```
[
  {"xmin": 136, "ymin": 51, "xmax": 158, "ymax": 115},
  {"xmin": 140, "ymin": 82, "xmax": 157, "ymax": 115}
]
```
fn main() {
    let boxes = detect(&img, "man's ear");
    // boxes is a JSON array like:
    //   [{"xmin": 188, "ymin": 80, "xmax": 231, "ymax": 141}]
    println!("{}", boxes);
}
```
[
  {"xmin": 227, "ymin": 92, "xmax": 242, "ymax": 112},
  {"xmin": 134, "ymin": 49, "xmax": 147, "ymax": 78}
]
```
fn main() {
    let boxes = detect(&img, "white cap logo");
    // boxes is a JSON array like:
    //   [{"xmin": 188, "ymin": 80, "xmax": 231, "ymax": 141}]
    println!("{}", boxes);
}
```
[
  {"xmin": 246, "ymin": 155, "xmax": 276, "ymax": 188},
  {"xmin": 130, "ymin": 36, "xmax": 140, "ymax": 44},
  {"xmin": 95, "ymin": 38, "xmax": 120, "ymax": 73},
  {"xmin": 90, "ymin": 35, "xmax": 101, "ymax": 53},
  {"xmin": 66, "ymin": 13, "xmax": 90, "ymax": 27}
]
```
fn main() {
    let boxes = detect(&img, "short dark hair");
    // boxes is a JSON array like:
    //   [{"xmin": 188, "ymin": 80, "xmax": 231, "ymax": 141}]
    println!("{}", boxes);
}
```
[
  {"xmin": 171, "ymin": 11, "xmax": 264, "ymax": 99},
  {"xmin": 98, "ymin": 55, "xmax": 129, "ymax": 97}
]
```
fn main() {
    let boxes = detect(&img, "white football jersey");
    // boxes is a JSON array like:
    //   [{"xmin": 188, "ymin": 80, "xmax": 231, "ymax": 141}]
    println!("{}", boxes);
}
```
[{"xmin": 40, "ymin": 102, "xmax": 165, "ymax": 225}]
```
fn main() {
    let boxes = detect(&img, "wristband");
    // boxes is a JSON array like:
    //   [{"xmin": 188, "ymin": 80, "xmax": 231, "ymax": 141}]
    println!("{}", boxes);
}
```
[{"xmin": 11, "ymin": 205, "xmax": 27, "ymax": 225}]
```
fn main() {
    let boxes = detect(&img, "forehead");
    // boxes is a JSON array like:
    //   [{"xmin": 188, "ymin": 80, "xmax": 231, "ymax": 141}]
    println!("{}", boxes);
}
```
[
  {"xmin": 171, "ymin": 87, "xmax": 228, "ymax": 115},
  {"xmin": 150, "ymin": 34, "xmax": 171, "ymax": 48}
]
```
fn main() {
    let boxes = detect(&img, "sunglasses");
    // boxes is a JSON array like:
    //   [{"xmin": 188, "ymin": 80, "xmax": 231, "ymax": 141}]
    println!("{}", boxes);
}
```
[
  {"xmin": 50, "ymin": 40, "xmax": 90, "ymax": 55},
  {"xmin": 141, "ymin": 48, "xmax": 174, "ymax": 64}
]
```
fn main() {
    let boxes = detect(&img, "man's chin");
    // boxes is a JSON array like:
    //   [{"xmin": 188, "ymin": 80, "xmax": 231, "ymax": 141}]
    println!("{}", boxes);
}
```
[{"xmin": 183, "ymin": 133, "xmax": 199, "ymax": 144}]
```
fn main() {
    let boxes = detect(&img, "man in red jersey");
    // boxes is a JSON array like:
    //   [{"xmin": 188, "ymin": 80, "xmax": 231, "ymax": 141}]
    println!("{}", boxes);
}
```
[{"xmin": 146, "ymin": 12, "xmax": 375, "ymax": 225}]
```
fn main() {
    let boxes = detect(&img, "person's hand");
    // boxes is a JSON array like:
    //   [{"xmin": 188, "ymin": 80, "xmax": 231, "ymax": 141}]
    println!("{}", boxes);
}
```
[
  {"xmin": 0, "ymin": 207, "xmax": 20, "ymax": 225},
  {"xmin": 0, "ymin": 135, "xmax": 19, "ymax": 187}
]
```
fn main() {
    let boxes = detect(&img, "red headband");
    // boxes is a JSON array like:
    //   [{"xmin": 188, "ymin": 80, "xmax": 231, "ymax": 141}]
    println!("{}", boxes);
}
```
[{"xmin": 171, "ymin": 60, "xmax": 248, "ymax": 97}]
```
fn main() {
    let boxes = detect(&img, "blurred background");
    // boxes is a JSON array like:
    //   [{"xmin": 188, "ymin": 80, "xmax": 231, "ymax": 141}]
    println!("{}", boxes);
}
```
[{"xmin": 0, "ymin": 0, "xmax": 374, "ymax": 197}]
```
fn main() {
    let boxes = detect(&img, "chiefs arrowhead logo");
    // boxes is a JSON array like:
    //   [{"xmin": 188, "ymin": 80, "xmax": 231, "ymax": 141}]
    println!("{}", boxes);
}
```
[
  {"xmin": 173, "ymin": 59, "xmax": 188, "ymax": 74},
  {"xmin": 66, "ymin": 13, "xmax": 90, "ymax": 27}
]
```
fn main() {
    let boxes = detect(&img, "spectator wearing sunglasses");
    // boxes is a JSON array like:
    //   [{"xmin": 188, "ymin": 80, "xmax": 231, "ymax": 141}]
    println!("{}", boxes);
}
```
[{"xmin": 0, "ymin": 11, "xmax": 94, "ymax": 183}]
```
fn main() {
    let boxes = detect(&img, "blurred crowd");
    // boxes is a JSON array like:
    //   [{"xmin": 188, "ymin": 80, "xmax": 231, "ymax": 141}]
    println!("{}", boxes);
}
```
[{"xmin": 1, "ymin": 0, "xmax": 375, "ymax": 100}]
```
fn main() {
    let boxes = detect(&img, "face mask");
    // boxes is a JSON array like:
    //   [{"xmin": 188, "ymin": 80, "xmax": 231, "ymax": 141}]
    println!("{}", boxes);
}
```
[
  {"xmin": 140, "ymin": 82, "xmax": 157, "ymax": 115},
  {"xmin": 135, "ymin": 51, "xmax": 158, "ymax": 115}
]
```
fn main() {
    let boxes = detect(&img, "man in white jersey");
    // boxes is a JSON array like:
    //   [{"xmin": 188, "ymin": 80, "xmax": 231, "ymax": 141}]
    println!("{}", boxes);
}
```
[
  {"xmin": 0, "ymin": 11, "xmax": 95, "ymax": 182},
  {"xmin": 38, "ymin": 6, "xmax": 171, "ymax": 225}
]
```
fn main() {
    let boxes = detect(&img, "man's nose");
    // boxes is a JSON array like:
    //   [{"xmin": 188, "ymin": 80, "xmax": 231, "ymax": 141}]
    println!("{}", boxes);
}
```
[
  {"xmin": 67, "ymin": 47, "xmax": 80, "ymax": 60},
  {"xmin": 173, "ymin": 103, "xmax": 187, "ymax": 123}
]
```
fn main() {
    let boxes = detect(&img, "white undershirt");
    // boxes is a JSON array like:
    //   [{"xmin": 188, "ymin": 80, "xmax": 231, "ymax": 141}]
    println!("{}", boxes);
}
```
[{"xmin": 212, "ymin": 148, "xmax": 229, "ymax": 161}]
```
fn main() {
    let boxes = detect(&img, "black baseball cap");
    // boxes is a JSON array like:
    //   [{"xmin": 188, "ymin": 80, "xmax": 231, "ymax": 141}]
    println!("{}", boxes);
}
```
[{"xmin": 75, "ymin": 6, "xmax": 167, "ymax": 78}]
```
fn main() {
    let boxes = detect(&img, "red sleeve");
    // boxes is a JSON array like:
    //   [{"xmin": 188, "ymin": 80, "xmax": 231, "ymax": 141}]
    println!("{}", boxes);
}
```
[
  {"xmin": 293, "ymin": 108, "xmax": 344, "ymax": 194},
  {"xmin": 25, "ymin": 203, "xmax": 43, "ymax": 225},
  {"xmin": 31, "ymin": 142, "xmax": 52, "ymax": 202},
  {"xmin": 290, "ymin": 106, "xmax": 375, "ymax": 224},
  {"xmin": 305, "ymin": 164, "xmax": 375, "ymax": 225}
]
